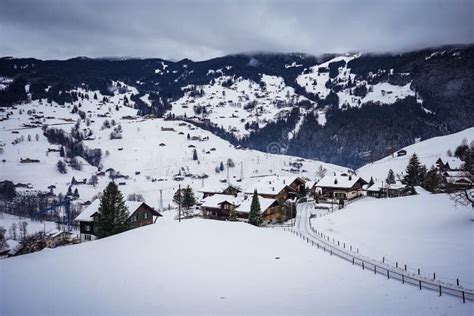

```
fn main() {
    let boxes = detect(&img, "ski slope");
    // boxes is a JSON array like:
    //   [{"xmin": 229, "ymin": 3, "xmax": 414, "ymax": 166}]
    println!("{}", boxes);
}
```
[{"xmin": 0, "ymin": 214, "xmax": 470, "ymax": 315}]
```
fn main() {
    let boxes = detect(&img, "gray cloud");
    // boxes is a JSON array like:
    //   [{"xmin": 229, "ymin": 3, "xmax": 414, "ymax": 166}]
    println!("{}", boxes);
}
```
[{"xmin": 0, "ymin": 0, "xmax": 472, "ymax": 60}]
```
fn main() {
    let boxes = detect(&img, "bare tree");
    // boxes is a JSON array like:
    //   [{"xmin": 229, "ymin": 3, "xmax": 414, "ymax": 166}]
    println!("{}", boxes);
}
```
[
  {"xmin": 9, "ymin": 223, "xmax": 17, "ymax": 240},
  {"xmin": 316, "ymin": 165, "xmax": 327, "ymax": 179},
  {"xmin": 19, "ymin": 221, "xmax": 28, "ymax": 240},
  {"xmin": 450, "ymin": 187, "xmax": 474, "ymax": 221}
]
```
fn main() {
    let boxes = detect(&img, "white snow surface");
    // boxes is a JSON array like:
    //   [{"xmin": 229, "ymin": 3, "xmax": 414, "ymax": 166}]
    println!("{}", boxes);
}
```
[
  {"xmin": 0, "ymin": 215, "xmax": 471, "ymax": 315},
  {"xmin": 0, "ymin": 213, "xmax": 58, "ymax": 237},
  {"xmin": 311, "ymin": 194, "xmax": 474, "ymax": 287},
  {"xmin": 0, "ymin": 96, "xmax": 343, "ymax": 213},
  {"xmin": 358, "ymin": 127, "xmax": 473, "ymax": 182}
]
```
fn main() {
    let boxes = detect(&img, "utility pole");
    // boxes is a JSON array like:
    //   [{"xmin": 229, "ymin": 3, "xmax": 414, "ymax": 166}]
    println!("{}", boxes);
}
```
[
  {"xmin": 159, "ymin": 189, "xmax": 163, "ymax": 212},
  {"xmin": 226, "ymin": 165, "xmax": 230, "ymax": 185},
  {"xmin": 240, "ymin": 162, "xmax": 244, "ymax": 180},
  {"xmin": 178, "ymin": 184, "xmax": 181, "ymax": 222}
]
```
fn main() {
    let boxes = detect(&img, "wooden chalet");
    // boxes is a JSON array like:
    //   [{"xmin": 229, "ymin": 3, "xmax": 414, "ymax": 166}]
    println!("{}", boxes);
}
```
[
  {"xmin": 74, "ymin": 200, "xmax": 162, "ymax": 242},
  {"xmin": 366, "ymin": 181, "xmax": 408, "ymax": 198},
  {"xmin": 315, "ymin": 173, "xmax": 367, "ymax": 200},
  {"xmin": 244, "ymin": 176, "xmax": 306, "ymax": 201},
  {"xmin": 396, "ymin": 149, "xmax": 407, "ymax": 157},
  {"xmin": 200, "ymin": 194, "xmax": 280, "ymax": 223},
  {"xmin": 198, "ymin": 184, "xmax": 241, "ymax": 198},
  {"xmin": 441, "ymin": 171, "xmax": 472, "ymax": 192}
]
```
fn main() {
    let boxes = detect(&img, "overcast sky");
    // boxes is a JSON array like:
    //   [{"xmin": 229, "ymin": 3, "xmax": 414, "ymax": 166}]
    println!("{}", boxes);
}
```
[{"xmin": 0, "ymin": 0, "xmax": 472, "ymax": 61}]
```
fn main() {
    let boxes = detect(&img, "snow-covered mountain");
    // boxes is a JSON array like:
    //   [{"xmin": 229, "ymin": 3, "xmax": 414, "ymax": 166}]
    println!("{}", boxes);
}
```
[{"xmin": 1, "ymin": 44, "xmax": 473, "ymax": 167}]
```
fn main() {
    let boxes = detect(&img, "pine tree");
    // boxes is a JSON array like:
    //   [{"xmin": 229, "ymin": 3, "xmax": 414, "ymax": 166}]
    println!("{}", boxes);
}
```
[
  {"xmin": 403, "ymin": 153, "xmax": 422, "ymax": 187},
  {"xmin": 182, "ymin": 186, "xmax": 196, "ymax": 210},
  {"xmin": 386, "ymin": 169, "xmax": 396, "ymax": 185},
  {"xmin": 248, "ymin": 190, "xmax": 262, "ymax": 226},
  {"xmin": 94, "ymin": 182, "xmax": 129, "ymax": 239},
  {"xmin": 60, "ymin": 146, "xmax": 65, "ymax": 157},
  {"xmin": 73, "ymin": 188, "xmax": 80, "ymax": 199},
  {"xmin": 423, "ymin": 167, "xmax": 441, "ymax": 193},
  {"xmin": 219, "ymin": 161, "xmax": 225, "ymax": 172},
  {"xmin": 192, "ymin": 149, "xmax": 198, "ymax": 161}
]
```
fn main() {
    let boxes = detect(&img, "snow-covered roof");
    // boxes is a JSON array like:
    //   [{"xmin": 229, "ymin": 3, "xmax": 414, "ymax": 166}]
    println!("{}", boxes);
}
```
[
  {"xmin": 46, "ymin": 229, "xmax": 72, "ymax": 238},
  {"xmin": 445, "ymin": 177, "xmax": 472, "ymax": 184},
  {"xmin": 198, "ymin": 184, "xmax": 228, "ymax": 193},
  {"xmin": 316, "ymin": 173, "xmax": 365, "ymax": 189},
  {"xmin": 244, "ymin": 176, "xmax": 300, "ymax": 195},
  {"xmin": 236, "ymin": 197, "xmax": 277, "ymax": 214},
  {"xmin": 443, "ymin": 171, "xmax": 471, "ymax": 178},
  {"xmin": 367, "ymin": 181, "xmax": 406, "ymax": 192},
  {"xmin": 74, "ymin": 200, "xmax": 148, "ymax": 222},
  {"xmin": 201, "ymin": 194, "xmax": 240, "ymax": 209}
]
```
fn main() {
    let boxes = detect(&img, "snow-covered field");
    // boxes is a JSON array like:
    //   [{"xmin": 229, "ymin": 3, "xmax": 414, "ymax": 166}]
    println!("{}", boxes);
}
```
[
  {"xmin": 358, "ymin": 127, "xmax": 474, "ymax": 181},
  {"xmin": 0, "ymin": 213, "xmax": 58, "ymax": 237},
  {"xmin": 310, "ymin": 193, "xmax": 474, "ymax": 288},
  {"xmin": 0, "ymin": 213, "xmax": 471, "ymax": 315}
]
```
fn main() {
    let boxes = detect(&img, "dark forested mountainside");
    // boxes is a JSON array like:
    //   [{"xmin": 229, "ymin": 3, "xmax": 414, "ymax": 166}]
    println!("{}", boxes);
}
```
[{"xmin": 0, "ymin": 45, "xmax": 472, "ymax": 168}]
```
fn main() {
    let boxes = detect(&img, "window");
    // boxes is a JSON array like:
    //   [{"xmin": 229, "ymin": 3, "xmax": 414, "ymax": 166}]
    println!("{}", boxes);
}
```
[
  {"xmin": 131, "ymin": 215, "xmax": 137, "ymax": 222},
  {"xmin": 144, "ymin": 212, "xmax": 148, "ymax": 219},
  {"xmin": 85, "ymin": 225, "xmax": 91, "ymax": 232},
  {"xmin": 84, "ymin": 234, "xmax": 92, "ymax": 241}
]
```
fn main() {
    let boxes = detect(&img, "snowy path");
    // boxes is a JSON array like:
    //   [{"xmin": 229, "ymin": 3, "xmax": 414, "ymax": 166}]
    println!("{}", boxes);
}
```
[{"xmin": 291, "ymin": 202, "xmax": 474, "ymax": 303}]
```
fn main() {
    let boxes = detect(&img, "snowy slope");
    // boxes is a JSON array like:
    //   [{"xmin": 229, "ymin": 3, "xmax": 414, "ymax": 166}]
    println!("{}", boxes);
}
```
[
  {"xmin": 171, "ymin": 74, "xmax": 313, "ymax": 137},
  {"xmin": 0, "ymin": 215, "xmax": 470, "ymax": 315},
  {"xmin": 0, "ymin": 213, "xmax": 58, "ymax": 237},
  {"xmin": 358, "ymin": 127, "xmax": 474, "ymax": 181},
  {"xmin": 0, "ymin": 94, "xmax": 344, "ymax": 211},
  {"xmin": 310, "ymin": 193, "xmax": 474, "ymax": 287}
]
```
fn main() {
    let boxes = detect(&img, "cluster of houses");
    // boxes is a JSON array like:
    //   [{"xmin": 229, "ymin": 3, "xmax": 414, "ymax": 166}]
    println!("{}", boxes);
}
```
[{"xmin": 73, "ymin": 154, "xmax": 472, "ymax": 243}]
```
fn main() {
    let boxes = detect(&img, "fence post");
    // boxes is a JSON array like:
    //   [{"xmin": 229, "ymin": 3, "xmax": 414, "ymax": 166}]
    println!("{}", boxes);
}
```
[
  {"xmin": 402, "ymin": 274, "xmax": 404, "ymax": 284},
  {"xmin": 419, "ymin": 280, "xmax": 422, "ymax": 290},
  {"xmin": 433, "ymin": 272, "xmax": 436, "ymax": 280},
  {"xmin": 343, "ymin": 243, "xmax": 345, "ymax": 248},
  {"xmin": 387, "ymin": 271, "xmax": 390, "ymax": 279},
  {"xmin": 457, "ymin": 278, "xmax": 460, "ymax": 287},
  {"xmin": 396, "ymin": 262, "xmax": 398, "ymax": 268},
  {"xmin": 362, "ymin": 262, "xmax": 364, "ymax": 270},
  {"xmin": 439, "ymin": 285, "xmax": 442, "ymax": 296},
  {"xmin": 374, "ymin": 265, "xmax": 376, "ymax": 274},
  {"xmin": 330, "ymin": 249, "xmax": 332, "ymax": 256},
  {"xmin": 418, "ymin": 268, "xmax": 420, "ymax": 276},
  {"xmin": 357, "ymin": 248, "xmax": 359, "ymax": 254},
  {"xmin": 404, "ymin": 264, "xmax": 407, "ymax": 271},
  {"xmin": 350, "ymin": 245, "xmax": 352, "ymax": 251},
  {"xmin": 383, "ymin": 256, "xmax": 385, "ymax": 263},
  {"xmin": 352, "ymin": 257, "xmax": 355, "ymax": 265},
  {"xmin": 462, "ymin": 291, "xmax": 465, "ymax": 303}
]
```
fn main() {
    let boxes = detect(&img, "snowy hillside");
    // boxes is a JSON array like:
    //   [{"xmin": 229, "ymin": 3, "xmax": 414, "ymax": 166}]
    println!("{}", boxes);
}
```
[
  {"xmin": 310, "ymin": 193, "xmax": 473, "ymax": 287},
  {"xmin": 0, "ymin": 215, "xmax": 470, "ymax": 315},
  {"xmin": 1, "ymin": 45, "xmax": 473, "ymax": 167},
  {"xmin": 358, "ymin": 127, "xmax": 474, "ymax": 181},
  {"xmin": 0, "ymin": 93, "xmax": 344, "ymax": 210}
]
